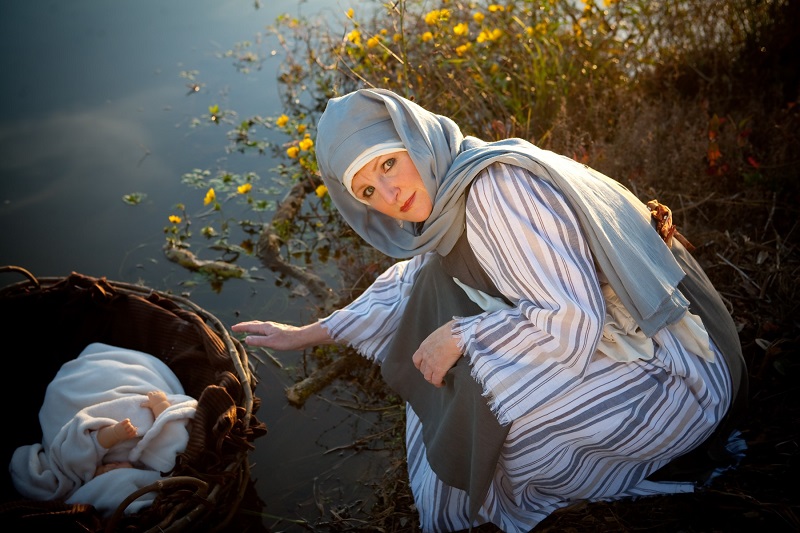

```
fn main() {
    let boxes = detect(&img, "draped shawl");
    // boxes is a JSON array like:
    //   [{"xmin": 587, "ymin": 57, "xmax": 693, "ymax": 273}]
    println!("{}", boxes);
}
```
[{"xmin": 315, "ymin": 88, "xmax": 688, "ymax": 336}]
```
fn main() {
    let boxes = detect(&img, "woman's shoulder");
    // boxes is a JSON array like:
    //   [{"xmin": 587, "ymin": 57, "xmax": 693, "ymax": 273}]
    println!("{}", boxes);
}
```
[
  {"xmin": 476, "ymin": 160, "xmax": 541, "ymax": 183},
  {"xmin": 468, "ymin": 162, "xmax": 552, "ymax": 203}
]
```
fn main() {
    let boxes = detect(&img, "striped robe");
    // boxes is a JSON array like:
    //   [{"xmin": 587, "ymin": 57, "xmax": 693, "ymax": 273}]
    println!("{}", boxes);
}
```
[{"xmin": 320, "ymin": 164, "xmax": 731, "ymax": 532}]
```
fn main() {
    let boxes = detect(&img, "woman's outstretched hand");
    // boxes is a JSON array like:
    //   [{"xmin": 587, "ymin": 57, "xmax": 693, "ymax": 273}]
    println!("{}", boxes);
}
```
[
  {"xmin": 412, "ymin": 319, "xmax": 463, "ymax": 388},
  {"xmin": 231, "ymin": 320, "xmax": 333, "ymax": 351}
]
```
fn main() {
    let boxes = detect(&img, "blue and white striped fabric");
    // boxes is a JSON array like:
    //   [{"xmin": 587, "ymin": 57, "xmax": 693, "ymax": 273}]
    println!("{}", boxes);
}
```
[{"xmin": 321, "ymin": 164, "xmax": 731, "ymax": 532}]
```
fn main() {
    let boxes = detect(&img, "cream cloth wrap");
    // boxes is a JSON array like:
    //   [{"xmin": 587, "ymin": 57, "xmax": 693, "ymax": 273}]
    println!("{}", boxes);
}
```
[{"xmin": 454, "ymin": 275, "xmax": 715, "ymax": 363}]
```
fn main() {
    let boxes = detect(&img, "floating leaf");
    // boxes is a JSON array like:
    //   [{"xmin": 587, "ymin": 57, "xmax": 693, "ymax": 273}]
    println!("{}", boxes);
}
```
[{"xmin": 122, "ymin": 192, "xmax": 147, "ymax": 205}]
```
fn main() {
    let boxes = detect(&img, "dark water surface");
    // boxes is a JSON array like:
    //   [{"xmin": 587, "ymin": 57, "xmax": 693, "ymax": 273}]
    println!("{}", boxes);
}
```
[{"xmin": 0, "ymin": 0, "xmax": 388, "ymax": 529}]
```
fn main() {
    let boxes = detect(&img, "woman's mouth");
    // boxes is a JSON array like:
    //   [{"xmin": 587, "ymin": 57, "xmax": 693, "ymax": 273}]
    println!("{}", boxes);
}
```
[{"xmin": 400, "ymin": 192, "xmax": 415, "ymax": 213}]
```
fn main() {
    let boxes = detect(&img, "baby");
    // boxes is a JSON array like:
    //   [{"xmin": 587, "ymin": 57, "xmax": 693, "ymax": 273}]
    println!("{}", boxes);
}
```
[{"xmin": 93, "ymin": 391, "xmax": 171, "ymax": 476}]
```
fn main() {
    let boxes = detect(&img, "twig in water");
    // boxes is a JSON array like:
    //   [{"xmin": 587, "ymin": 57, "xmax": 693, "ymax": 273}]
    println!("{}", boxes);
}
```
[{"xmin": 323, "ymin": 426, "xmax": 398, "ymax": 455}]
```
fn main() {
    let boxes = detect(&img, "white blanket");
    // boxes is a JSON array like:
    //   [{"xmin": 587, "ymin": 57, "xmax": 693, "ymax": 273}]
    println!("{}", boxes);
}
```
[{"xmin": 10, "ymin": 342, "xmax": 197, "ymax": 516}]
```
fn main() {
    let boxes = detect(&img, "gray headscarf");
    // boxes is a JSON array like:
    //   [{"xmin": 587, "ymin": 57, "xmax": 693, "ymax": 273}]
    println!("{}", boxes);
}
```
[{"xmin": 315, "ymin": 88, "xmax": 689, "ymax": 336}]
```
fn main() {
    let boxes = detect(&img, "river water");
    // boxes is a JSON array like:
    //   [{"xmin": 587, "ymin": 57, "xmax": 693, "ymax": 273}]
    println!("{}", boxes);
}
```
[{"xmin": 0, "ymin": 0, "xmax": 391, "ymax": 529}]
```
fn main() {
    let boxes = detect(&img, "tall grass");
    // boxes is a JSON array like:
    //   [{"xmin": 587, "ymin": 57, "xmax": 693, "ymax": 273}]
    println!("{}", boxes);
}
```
[{"xmin": 269, "ymin": 0, "xmax": 795, "ymax": 201}]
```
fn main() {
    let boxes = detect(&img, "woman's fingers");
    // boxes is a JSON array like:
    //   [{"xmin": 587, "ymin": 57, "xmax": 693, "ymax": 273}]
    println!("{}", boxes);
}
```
[{"xmin": 231, "ymin": 320, "xmax": 270, "ymax": 333}]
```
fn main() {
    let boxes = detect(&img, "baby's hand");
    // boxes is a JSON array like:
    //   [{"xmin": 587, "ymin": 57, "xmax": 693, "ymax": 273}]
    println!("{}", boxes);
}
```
[{"xmin": 142, "ymin": 390, "xmax": 171, "ymax": 417}]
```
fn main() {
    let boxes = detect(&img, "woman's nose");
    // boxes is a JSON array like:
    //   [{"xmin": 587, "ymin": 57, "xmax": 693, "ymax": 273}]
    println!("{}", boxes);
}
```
[{"xmin": 377, "ymin": 180, "xmax": 398, "ymax": 204}]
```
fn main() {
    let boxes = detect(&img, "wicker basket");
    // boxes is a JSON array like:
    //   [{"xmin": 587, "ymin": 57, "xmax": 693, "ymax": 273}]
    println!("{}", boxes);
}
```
[{"xmin": 0, "ymin": 266, "xmax": 267, "ymax": 532}]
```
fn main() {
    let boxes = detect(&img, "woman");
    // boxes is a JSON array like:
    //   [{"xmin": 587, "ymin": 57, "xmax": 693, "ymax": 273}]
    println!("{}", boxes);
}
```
[{"xmin": 232, "ymin": 88, "xmax": 747, "ymax": 532}]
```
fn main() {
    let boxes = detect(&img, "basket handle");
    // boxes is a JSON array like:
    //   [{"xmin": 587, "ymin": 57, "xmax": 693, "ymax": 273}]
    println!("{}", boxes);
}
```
[
  {"xmin": 0, "ymin": 266, "xmax": 40, "ymax": 289},
  {"xmin": 105, "ymin": 476, "xmax": 210, "ymax": 533}
]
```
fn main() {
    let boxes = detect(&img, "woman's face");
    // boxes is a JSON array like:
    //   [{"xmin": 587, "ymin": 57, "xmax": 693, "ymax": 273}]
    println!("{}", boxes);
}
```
[{"xmin": 350, "ymin": 151, "xmax": 433, "ymax": 223}]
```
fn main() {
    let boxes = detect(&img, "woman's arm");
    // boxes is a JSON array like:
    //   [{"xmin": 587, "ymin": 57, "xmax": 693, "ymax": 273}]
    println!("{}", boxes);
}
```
[
  {"xmin": 314, "ymin": 253, "xmax": 432, "ymax": 362},
  {"xmin": 232, "ymin": 254, "xmax": 432, "ymax": 360}
]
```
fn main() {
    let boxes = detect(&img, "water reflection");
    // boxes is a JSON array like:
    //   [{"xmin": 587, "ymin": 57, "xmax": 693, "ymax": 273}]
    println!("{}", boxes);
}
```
[{"xmin": 0, "ymin": 0, "xmax": 388, "ymax": 530}]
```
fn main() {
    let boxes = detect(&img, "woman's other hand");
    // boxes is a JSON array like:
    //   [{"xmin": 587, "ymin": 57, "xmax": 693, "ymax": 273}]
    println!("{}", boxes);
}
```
[{"xmin": 412, "ymin": 319, "xmax": 462, "ymax": 388}]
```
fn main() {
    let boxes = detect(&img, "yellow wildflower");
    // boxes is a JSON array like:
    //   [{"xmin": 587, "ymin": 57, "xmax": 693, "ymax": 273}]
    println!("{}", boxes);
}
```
[
  {"xmin": 488, "ymin": 4, "xmax": 504, "ymax": 12},
  {"xmin": 346, "ymin": 8, "xmax": 354, "ymax": 18},
  {"xmin": 424, "ymin": 9, "xmax": 450, "ymax": 25},
  {"xmin": 315, "ymin": 184, "xmax": 328, "ymax": 198},
  {"xmin": 380, "ymin": 28, "xmax": 388, "ymax": 35},
  {"xmin": 297, "ymin": 124, "xmax": 307, "ymax": 134},
  {"xmin": 276, "ymin": 114, "xmax": 289, "ymax": 127},
  {"xmin": 299, "ymin": 137, "xmax": 314, "ymax": 151},
  {"xmin": 347, "ymin": 29, "xmax": 361, "ymax": 45},
  {"xmin": 393, "ymin": 33, "xmax": 402, "ymax": 42},
  {"xmin": 203, "ymin": 188, "xmax": 216, "ymax": 206},
  {"xmin": 455, "ymin": 43, "xmax": 472, "ymax": 56},
  {"xmin": 473, "ymin": 12, "xmax": 485, "ymax": 23},
  {"xmin": 366, "ymin": 36, "xmax": 380, "ymax": 48},
  {"xmin": 168, "ymin": 215, "xmax": 182, "ymax": 224},
  {"xmin": 237, "ymin": 183, "xmax": 252, "ymax": 195},
  {"xmin": 477, "ymin": 28, "xmax": 502, "ymax": 43},
  {"xmin": 421, "ymin": 31, "xmax": 434, "ymax": 42},
  {"xmin": 453, "ymin": 22, "xmax": 468, "ymax": 36},
  {"xmin": 286, "ymin": 146, "xmax": 300, "ymax": 158}
]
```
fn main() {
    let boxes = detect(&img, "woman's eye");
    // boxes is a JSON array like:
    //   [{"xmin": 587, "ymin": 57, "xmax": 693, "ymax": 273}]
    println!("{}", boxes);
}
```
[
  {"xmin": 382, "ymin": 158, "xmax": 395, "ymax": 171},
  {"xmin": 362, "ymin": 185, "xmax": 375, "ymax": 199}
]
